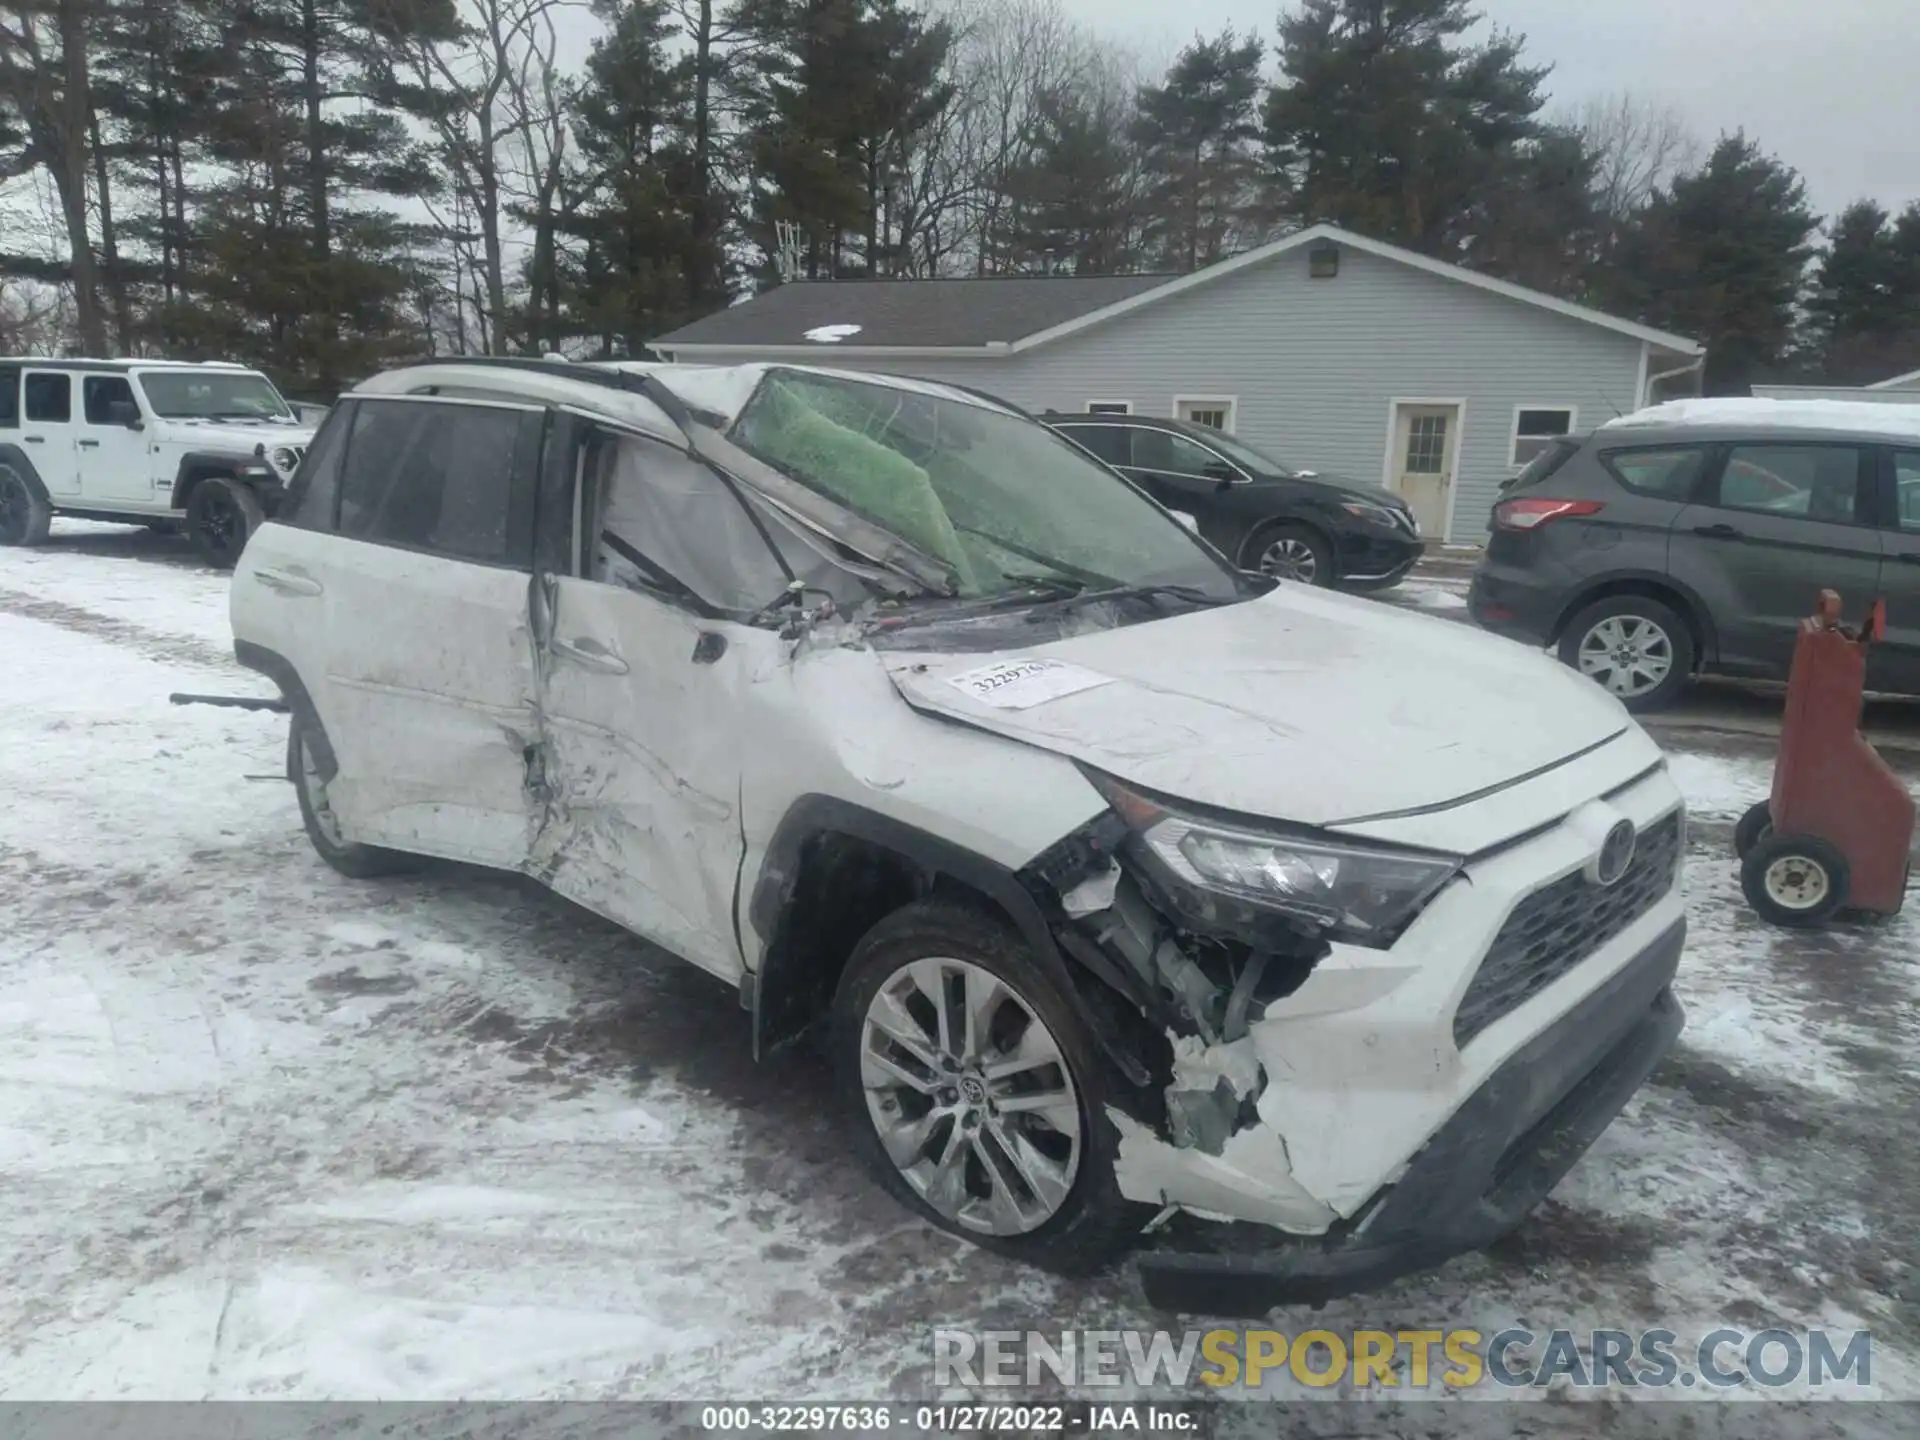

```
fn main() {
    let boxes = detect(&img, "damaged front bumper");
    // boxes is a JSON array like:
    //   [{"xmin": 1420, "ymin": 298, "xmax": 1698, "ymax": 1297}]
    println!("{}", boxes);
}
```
[{"xmin": 1134, "ymin": 916, "xmax": 1685, "ymax": 1316}]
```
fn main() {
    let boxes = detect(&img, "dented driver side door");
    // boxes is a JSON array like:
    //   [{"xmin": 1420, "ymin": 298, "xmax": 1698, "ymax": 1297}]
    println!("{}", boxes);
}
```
[{"xmin": 527, "ymin": 428, "xmax": 768, "ymax": 983}]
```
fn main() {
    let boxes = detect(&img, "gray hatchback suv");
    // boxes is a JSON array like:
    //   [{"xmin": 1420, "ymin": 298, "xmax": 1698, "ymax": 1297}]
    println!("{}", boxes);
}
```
[{"xmin": 1469, "ymin": 399, "xmax": 1920, "ymax": 710}]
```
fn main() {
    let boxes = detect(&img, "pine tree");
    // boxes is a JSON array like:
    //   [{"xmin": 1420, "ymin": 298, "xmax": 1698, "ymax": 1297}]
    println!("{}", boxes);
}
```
[
  {"xmin": 995, "ymin": 81, "xmax": 1142, "ymax": 274},
  {"xmin": 1804, "ymin": 200, "xmax": 1920, "ymax": 383},
  {"xmin": 1602, "ymin": 133, "xmax": 1819, "ymax": 395},
  {"xmin": 556, "ymin": 0, "xmax": 699, "ymax": 353},
  {"xmin": 1132, "ymin": 29, "xmax": 1265, "ymax": 273},
  {"xmin": 1460, "ymin": 125, "xmax": 1602, "ymax": 300},
  {"xmin": 1264, "ymin": 0, "xmax": 1549, "ymax": 257}
]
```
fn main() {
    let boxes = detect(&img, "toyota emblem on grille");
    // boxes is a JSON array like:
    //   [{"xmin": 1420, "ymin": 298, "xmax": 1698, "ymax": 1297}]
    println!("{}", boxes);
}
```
[{"xmin": 1594, "ymin": 819, "xmax": 1637, "ymax": 887}]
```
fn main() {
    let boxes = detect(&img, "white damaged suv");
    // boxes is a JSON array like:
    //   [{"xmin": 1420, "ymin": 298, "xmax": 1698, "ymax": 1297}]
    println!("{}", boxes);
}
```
[
  {"xmin": 229, "ymin": 358, "xmax": 1687, "ymax": 1313},
  {"xmin": 0, "ymin": 358, "xmax": 317, "ymax": 565}
]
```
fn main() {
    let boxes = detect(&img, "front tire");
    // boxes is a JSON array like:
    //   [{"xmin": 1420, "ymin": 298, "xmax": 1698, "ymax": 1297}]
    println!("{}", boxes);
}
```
[
  {"xmin": 187, "ymin": 476, "xmax": 265, "ymax": 568},
  {"xmin": 1558, "ymin": 595, "xmax": 1695, "ymax": 712},
  {"xmin": 832, "ymin": 901, "xmax": 1144, "ymax": 1274},
  {"xmin": 289, "ymin": 716, "xmax": 415, "ymax": 879},
  {"xmin": 1741, "ymin": 833, "xmax": 1849, "ymax": 927},
  {"xmin": 1244, "ymin": 522, "xmax": 1334, "ymax": 587},
  {"xmin": 0, "ymin": 464, "xmax": 51, "ymax": 547}
]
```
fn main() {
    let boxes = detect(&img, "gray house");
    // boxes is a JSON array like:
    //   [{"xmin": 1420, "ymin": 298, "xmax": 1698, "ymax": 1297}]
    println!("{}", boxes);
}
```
[{"xmin": 651, "ymin": 224, "xmax": 1705, "ymax": 544}]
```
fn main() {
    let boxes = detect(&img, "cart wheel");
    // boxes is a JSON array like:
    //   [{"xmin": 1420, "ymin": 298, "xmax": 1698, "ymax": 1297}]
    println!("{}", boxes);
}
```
[
  {"xmin": 1741, "ymin": 834, "xmax": 1849, "ymax": 927},
  {"xmin": 1732, "ymin": 801, "xmax": 1773, "ymax": 860}
]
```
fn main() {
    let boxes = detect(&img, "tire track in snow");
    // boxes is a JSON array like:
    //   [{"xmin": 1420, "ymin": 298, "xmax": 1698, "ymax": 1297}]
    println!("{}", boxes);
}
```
[{"xmin": 0, "ymin": 585, "xmax": 236, "ymax": 673}]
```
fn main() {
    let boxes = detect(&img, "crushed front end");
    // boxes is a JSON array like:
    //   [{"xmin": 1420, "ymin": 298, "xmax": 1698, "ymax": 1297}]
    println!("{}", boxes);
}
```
[{"xmin": 1021, "ymin": 759, "xmax": 1688, "ymax": 1317}]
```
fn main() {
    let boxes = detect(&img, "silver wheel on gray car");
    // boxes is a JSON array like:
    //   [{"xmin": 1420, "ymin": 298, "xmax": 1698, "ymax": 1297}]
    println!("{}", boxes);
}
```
[
  {"xmin": 1575, "ymin": 615, "xmax": 1674, "ymax": 698},
  {"xmin": 860, "ymin": 954, "xmax": 1082, "ymax": 1235},
  {"xmin": 1556, "ymin": 594, "xmax": 1696, "ymax": 713}
]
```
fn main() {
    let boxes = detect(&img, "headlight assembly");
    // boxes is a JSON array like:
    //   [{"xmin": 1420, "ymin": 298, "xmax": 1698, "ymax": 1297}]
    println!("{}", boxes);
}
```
[
  {"xmin": 270, "ymin": 446, "xmax": 300, "ymax": 473},
  {"xmin": 1088, "ymin": 771, "xmax": 1461, "ymax": 946},
  {"xmin": 1340, "ymin": 499, "xmax": 1404, "ymax": 527}
]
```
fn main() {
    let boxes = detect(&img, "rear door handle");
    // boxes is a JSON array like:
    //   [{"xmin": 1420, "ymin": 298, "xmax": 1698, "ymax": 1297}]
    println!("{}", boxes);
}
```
[
  {"xmin": 553, "ymin": 635, "xmax": 629, "ymax": 675},
  {"xmin": 1692, "ymin": 522, "xmax": 1743, "ymax": 539},
  {"xmin": 1899, "ymin": 553, "xmax": 1920, "ymax": 566},
  {"xmin": 252, "ymin": 566, "xmax": 323, "ymax": 597},
  {"xmin": 77, "ymin": 438, "xmax": 99, "ymax": 448},
  {"xmin": 23, "ymin": 434, "xmax": 43, "ymax": 444}
]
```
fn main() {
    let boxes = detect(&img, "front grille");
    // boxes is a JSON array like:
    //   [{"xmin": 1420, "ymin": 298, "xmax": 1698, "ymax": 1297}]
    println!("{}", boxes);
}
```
[{"xmin": 1452, "ymin": 811, "xmax": 1682, "ymax": 1049}]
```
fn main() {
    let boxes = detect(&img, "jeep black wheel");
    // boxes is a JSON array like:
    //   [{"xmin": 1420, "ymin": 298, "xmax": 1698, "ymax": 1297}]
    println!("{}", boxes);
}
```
[
  {"xmin": 832, "ymin": 900, "xmax": 1148, "ymax": 1275},
  {"xmin": 0, "ymin": 464, "xmax": 51, "ymax": 547},
  {"xmin": 186, "ymin": 476, "xmax": 264, "ymax": 568}
]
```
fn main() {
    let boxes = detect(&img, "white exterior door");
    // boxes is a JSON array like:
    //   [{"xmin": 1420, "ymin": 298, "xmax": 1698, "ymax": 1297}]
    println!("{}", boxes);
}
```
[
  {"xmin": 1390, "ymin": 402, "xmax": 1460, "ymax": 540},
  {"xmin": 76, "ymin": 374, "xmax": 155, "ymax": 506},
  {"xmin": 21, "ymin": 370, "xmax": 79, "ymax": 499}
]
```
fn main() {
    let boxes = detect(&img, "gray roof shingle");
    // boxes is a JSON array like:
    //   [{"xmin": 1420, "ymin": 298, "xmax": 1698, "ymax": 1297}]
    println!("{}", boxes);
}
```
[{"xmin": 651, "ymin": 273, "xmax": 1175, "ymax": 350}]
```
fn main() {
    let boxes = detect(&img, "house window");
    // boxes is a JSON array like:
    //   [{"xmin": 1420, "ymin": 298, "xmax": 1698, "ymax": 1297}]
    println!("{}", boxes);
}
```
[
  {"xmin": 1175, "ymin": 396, "xmax": 1236, "ymax": 432},
  {"xmin": 1309, "ymin": 242, "xmax": 1340, "ymax": 279},
  {"xmin": 1086, "ymin": 401, "xmax": 1132, "ymax": 416},
  {"xmin": 1511, "ymin": 407, "xmax": 1576, "ymax": 467},
  {"xmin": 1405, "ymin": 414, "xmax": 1449, "ymax": 474}
]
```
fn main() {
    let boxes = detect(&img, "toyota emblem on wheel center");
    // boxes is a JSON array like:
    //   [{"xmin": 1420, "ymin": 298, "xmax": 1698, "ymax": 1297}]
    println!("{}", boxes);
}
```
[{"xmin": 1595, "ymin": 819, "xmax": 1638, "ymax": 887}]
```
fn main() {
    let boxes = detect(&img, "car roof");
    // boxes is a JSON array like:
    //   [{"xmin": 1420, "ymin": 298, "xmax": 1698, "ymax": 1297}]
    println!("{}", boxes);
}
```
[
  {"xmin": 1044, "ymin": 412, "xmax": 1232, "ymax": 442},
  {"xmin": 1594, "ymin": 397, "xmax": 1920, "ymax": 447},
  {"xmin": 349, "ymin": 356, "xmax": 1025, "ymax": 444},
  {"xmin": 0, "ymin": 357, "xmax": 259, "ymax": 372}
]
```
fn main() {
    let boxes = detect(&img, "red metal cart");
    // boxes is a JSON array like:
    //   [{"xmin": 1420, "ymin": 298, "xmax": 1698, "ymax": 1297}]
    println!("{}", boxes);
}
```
[{"xmin": 1733, "ymin": 590, "xmax": 1915, "ymax": 926}]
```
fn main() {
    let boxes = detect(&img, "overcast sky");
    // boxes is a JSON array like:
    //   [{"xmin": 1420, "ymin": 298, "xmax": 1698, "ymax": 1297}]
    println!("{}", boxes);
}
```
[
  {"xmin": 1073, "ymin": 0, "xmax": 1920, "ymax": 221},
  {"xmin": 551, "ymin": 0, "xmax": 1917, "ymax": 226}
]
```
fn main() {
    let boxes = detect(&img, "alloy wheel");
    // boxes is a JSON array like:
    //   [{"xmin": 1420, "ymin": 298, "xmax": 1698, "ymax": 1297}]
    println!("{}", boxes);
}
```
[
  {"xmin": 198, "ymin": 493, "xmax": 239, "ymax": 556},
  {"xmin": 859, "ymin": 956, "xmax": 1081, "ymax": 1236},
  {"xmin": 1576, "ymin": 615, "xmax": 1674, "ymax": 698},
  {"xmin": 1258, "ymin": 536, "xmax": 1319, "ymax": 583}
]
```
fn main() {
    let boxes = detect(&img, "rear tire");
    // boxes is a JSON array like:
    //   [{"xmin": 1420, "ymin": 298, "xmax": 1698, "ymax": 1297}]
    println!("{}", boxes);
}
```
[
  {"xmin": 187, "ymin": 476, "xmax": 264, "ymax": 568},
  {"xmin": 1741, "ymin": 833, "xmax": 1848, "ymax": 927},
  {"xmin": 831, "ymin": 900, "xmax": 1147, "ymax": 1275},
  {"xmin": 1733, "ymin": 801, "xmax": 1774, "ymax": 860},
  {"xmin": 0, "ymin": 464, "xmax": 51, "ymax": 547},
  {"xmin": 289, "ymin": 716, "xmax": 415, "ymax": 879},
  {"xmin": 1243, "ymin": 522, "xmax": 1334, "ymax": 587},
  {"xmin": 1558, "ymin": 595, "xmax": 1695, "ymax": 712}
]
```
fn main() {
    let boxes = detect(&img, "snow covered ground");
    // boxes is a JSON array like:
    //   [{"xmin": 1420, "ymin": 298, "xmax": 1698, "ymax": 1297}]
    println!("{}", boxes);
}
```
[{"xmin": 2, "ymin": 524, "xmax": 1917, "ymax": 1419}]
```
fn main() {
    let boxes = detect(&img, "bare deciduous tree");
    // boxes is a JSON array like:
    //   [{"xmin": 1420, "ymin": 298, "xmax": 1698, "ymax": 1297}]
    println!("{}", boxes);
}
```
[{"xmin": 1574, "ymin": 92, "xmax": 1700, "ymax": 238}]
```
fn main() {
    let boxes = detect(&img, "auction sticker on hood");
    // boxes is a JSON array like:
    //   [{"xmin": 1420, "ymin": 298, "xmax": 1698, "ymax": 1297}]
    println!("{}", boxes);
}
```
[{"xmin": 944, "ymin": 658, "xmax": 1114, "ymax": 710}]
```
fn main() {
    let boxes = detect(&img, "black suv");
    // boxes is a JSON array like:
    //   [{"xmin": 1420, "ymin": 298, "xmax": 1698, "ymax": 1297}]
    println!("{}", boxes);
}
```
[
  {"xmin": 1044, "ymin": 413, "xmax": 1422, "ymax": 589},
  {"xmin": 1469, "ymin": 402, "xmax": 1920, "ymax": 710}
]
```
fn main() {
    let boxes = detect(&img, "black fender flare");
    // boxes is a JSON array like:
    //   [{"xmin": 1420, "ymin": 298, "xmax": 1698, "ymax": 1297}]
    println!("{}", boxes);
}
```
[
  {"xmin": 170, "ymin": 450, "xmax": 267, "ymax": 511},
  {"xmin": 0, "ymin": 443, "xmax": 53, "ymax": 504},
  {"xmin": 746, "ymin": 794, "xmax": 1135, "ymax": 1062},
  {"xmin": 233, "ymin": 640, "xmax": 335, "ymax": 780}
]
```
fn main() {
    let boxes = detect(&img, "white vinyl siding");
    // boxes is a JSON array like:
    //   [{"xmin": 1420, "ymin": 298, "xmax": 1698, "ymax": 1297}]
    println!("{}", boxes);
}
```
[{"xmin": 672, "ymin": 245, "xmax": 1650, "ymax": 541}]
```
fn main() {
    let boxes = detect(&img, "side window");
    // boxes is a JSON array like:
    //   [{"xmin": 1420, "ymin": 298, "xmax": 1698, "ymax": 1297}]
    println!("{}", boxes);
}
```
[
  {"xmin": 337, "ymin": 399, "xmax": 543, "ymax": 566},
  {"xmin": 1599, "ymin": 446, "xmax": 1707, "ymax": 500},
  {"xmin": 1511, "ymin": 407, "xmax": 1575, "ymax": 467},
  {"xmin": 1131, "ymin": 428, "xmax": 1228, "ymax": 477},
  {"xmin": 279, "ymin": 402, "xmax": 353, "ymax": 531},
  {"xmin": 0, "ymin": 364, "xmax": 18, "ymax": 428},
  {"xmin": 1893, "ymin": 451, "xmax": 1920, "ymax": 533},
  {"xmin": 1055, "ymin": 424, "xmax": 1129, "ymax": 466},
  {"xmin": 24, "ymin": 372, "xmax": 71, "ymax": 423},
  {"xmin": 1715, "ymin": 445, "xmax": 1866, "ymax": 525},
  {"xmin": 82, "ymin": 375, "xmax": 137, "ymax": 425}
]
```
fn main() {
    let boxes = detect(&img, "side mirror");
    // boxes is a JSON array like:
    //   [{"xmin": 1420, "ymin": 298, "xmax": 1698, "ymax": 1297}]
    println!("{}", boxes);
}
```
[
  {"xmin": 1201, "ymin": 461, "xmax": 1237, "ymax": 484},
  {"xmin": 107, "ymin": 400, "xmax": 143, "ymax": 430}
]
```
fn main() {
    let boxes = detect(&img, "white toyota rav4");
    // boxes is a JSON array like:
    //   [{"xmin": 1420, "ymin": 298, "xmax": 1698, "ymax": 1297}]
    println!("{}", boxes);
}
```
[
  {"xmin": 228, "ymin": 357, "xmax": 1688, "ymax": 1313},
  {"xmin": 0, "ymin": 358, "xmax": 317, "ymax": 565}
]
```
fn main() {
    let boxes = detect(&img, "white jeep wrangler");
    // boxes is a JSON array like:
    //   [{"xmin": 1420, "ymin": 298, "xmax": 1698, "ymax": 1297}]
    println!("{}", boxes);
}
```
[{"xmin": 0, "ymin": 358, "xmax": 318, "ymax": 566}]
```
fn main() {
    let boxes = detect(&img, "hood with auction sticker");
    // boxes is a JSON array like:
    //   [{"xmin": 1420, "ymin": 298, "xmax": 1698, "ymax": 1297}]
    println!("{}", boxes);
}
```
[{"xmin": 881, "ymin": 584, "xmax": 1633, "ymax": 832}]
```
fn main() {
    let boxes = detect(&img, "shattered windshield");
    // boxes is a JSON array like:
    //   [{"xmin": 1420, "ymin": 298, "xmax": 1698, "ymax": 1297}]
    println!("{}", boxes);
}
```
[
  {"xmin": 730, "ymin": 370, "xmax": 1240, "ymax": 602},
  {"xmin": 137, "ymin": 370, "xmax": 293, "ymax": 421}
]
